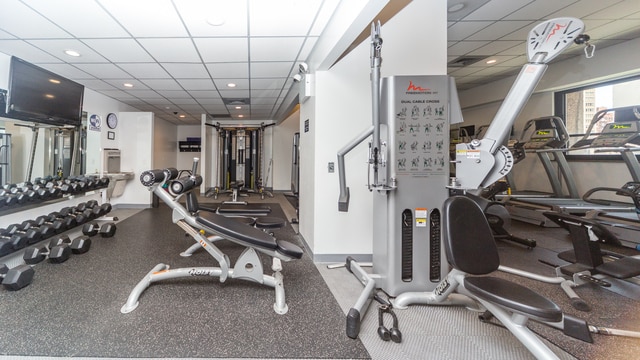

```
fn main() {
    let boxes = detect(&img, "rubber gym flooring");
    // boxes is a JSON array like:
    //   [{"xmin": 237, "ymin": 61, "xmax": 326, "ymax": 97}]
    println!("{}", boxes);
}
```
[{"xmin": 1, "ymin": 192, "xmax": 639, "ymax": 359}]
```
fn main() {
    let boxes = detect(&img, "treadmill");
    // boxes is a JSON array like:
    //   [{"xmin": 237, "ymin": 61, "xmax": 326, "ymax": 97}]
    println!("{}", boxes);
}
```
[
  {"xmin": 500, "ymin": 116, "xmax": 578, "ymax": 199},
  {"xmin": 504, "ymin": 106, "xmax": 640, "ymax": 226}
]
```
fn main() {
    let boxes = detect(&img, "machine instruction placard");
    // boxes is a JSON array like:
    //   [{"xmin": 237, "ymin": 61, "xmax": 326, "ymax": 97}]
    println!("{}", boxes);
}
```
[{"xmin": 394, "ymin": 78, "xmax": 448, "ymax": 177}]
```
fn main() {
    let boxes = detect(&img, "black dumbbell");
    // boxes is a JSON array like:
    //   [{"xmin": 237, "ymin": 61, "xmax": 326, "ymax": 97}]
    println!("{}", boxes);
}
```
[
  {"xmin": 57, "ymin": 207, "xmax": 89, "ymax": 225},
  {"xmin": 48, "ymin": 235, "xmax": 92, "ymax": 254},
  {"xmin": 24, "ymin": 244, "xmax": 72, "ymax": 264},
  {"xmin": 0, "ymin": 264, "xmax": 35, "ymax": 291},
  {"xmin": 33, "ymin": 215, "xmax": 66, "ymax": 234},
  {"xmin": 0, "ymin": 230, "xmax": 29, "ymax": 253},
  {"xmin": 99, "ymin": 222, "xmax": 117, "ymax": 238},
  {"xmin": 3, "ymin": 224, "xmax": 42, "ymax": 245},
  {"xmin": 45, "ymin": 212, "xmax": 78, "ymax": 230},
  {"xmin": 82, "ymin": 222, "xmax": 100, "ymax": 236},
  {"xmin": 19, "ymin": 220, "xmax": 56, "ymax": 240}
]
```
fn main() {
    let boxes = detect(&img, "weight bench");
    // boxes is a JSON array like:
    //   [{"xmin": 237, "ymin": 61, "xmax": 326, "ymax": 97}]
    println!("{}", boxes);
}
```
[
  {"xmin": 391, "ymin": 196, "xmax": 592, "ymax": 359},
  {"xmin": 179, "ymin": 193, "xmax": 287, "ymax": 257},
  {"xmin": 121, "ymin": 163, "xmax": 303, "ymax": 315}
]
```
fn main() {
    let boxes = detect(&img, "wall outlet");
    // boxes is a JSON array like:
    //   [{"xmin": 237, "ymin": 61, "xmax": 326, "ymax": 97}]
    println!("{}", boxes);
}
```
[{"xmin": 328, "ymin": 162, "xmax": 334, "ymax": 173}]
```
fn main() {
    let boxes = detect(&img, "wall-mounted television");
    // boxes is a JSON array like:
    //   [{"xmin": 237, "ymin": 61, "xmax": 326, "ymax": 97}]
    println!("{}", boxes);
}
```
[{"xmin": 4, "ymin": 56, "xmax": 84, "ymax": 126}]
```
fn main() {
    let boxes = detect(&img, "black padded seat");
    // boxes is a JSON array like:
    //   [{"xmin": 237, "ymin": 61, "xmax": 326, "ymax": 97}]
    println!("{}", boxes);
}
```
[
  {"xmin": 464, "ymin": 276, "xmax": 563, "ymax": 322},
  {"xmin": 276, "ymin": 240, "xmax": 303, "ymax": 259},
  {"xmin": 232, "ymin": 217, "xmax": 256, "ymax": 226},
  {"xmin": 217, "ymin": 204, "xmax": 271, "ymax": 215},
  {"xmin": 196, "ymin": 211, "xmax": 303, "ymax": 259},
  {"xmin": 196, "ymin": 211, "xmax": 277, "ymax": 250},
  {"xmin": 256, "ymin": 216, "xmax": 286, "ymax": 229},
  {"xmin": 596, "ymin": 256, "xmax": 640, "ymax": 279}
]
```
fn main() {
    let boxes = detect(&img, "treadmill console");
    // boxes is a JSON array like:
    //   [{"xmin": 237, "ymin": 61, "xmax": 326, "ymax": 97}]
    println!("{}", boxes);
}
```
[
  {"xmin": 524, "ymin": 128, "xmax": 561, "ymax": 150},
  {"xmin": 591, "ymin": 122, "xmax": 640, "ymax": 147}
]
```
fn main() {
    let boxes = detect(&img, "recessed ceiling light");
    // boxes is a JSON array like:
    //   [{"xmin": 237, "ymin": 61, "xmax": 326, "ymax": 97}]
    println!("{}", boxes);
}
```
[
  {"xmin": 448, "ymin": 3, "xmax": 465, "ymax": 12},
  {"xmin": 64, "ymin": 49, "xmax": 81, "ymax": 57},
  {"xmin": 123, "ymin": 83, "xmax": 134, "ymax": 88},
  {"xmin": 179, "ymin": 114, "xmax": 186, "ymax": 118},
  {"xmin": 235, "ymin": 106, "xmax": 242, "ymax": 109},
  {"xmin": 206, "ymin": 16, "xmax": 226, "ymax": 26},
  {"xmin": 238, "ymin": 114, "xmax": 244, "ymax": 118},
  {"xmin": 486, "ymin": 59, "xmax": 497, "ymax": 64},
  {"xmin": 227, "ymin": 83, "xmax": 237, "ymax": 88}
]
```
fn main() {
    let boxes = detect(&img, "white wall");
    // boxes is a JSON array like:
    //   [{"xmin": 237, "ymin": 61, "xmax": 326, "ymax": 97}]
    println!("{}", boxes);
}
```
[
  {"xmin": 112, "ymin": 112, "xmax": 154, "ymax": 206},
  {"xmin": 176, "ymin": 125, "xmax": 199, "ymax": 171},
  {"xmin": 272, "ymin": 110, "xmax": 299, "ymax": 191},
  {"xmin": 301, "ymin": 1, "xmax": 447, "ymax": 260},
  {"xmin": 458, "ymin": 37, "xmax": 640, "ymax": 195}
]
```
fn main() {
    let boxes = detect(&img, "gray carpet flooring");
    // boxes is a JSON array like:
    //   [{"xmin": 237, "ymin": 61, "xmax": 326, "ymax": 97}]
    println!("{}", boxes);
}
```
[{"xmin": 0, "ymin": 203, "xmax": 370, "ymax": 359}]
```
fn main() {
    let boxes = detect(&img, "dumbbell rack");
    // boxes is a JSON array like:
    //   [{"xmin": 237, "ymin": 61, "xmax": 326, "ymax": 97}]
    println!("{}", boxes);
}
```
[{"xmin": 0, "ymin": 199, "xmax": 116, "ymax": 287}]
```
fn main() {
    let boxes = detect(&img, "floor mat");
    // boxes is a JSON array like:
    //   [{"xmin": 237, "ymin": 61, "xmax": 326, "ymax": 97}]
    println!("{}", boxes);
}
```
[{"xmin": 0, "ymin": 204, "xmax": 370, "ymax": 359}]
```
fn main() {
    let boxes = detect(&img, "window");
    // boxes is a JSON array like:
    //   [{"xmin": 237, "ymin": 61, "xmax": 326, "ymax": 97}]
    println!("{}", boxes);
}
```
[{"xmin": 554, "ymin": 77, "xmax": 640, "ymax": 157}]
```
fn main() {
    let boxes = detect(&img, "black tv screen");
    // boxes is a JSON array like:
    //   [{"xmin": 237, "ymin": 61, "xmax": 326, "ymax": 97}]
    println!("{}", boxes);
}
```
[{"xmin": 5, "ymin": 57, "xmax": 84, "ymax": 126}]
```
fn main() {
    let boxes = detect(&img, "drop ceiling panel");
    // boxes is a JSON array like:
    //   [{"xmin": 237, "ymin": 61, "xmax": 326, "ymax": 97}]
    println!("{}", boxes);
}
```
[
  {"xmin": 119, "ymin": 63, "xmax": 171, "ymax": 79},
  {"xmin": 82, "ymin": 39, "xmax": 154, "ymax": 62},
  {"xmin": 98, "ymin": 0, "xmax": 189, "ymax": 37},
  {"xmin": 547, "ymin": 0, "xmax": 622, "ymax": 18},
  {"xmin": 138, "ymin": 38, "xmax": 201, "ymax": 63},
  {"xmin": 251, "ymin": 78, "xmax": 286, "ymax": 89},
  {"xmin": 309, "ymin": 0, "xmax": 341, "ymax": 35},
  {"xmin": 0, "ymin": 29, "xmax": 16, "ymax": 39},
  {"xmin": 0, "ymin": 40, "xmax": 63, "ymax": 63},
  {"xmin": 23, "ymin": 0, "xmax": 129, "ymax": 38},
  {"xmin": 0, "ymin": 1, "xmax": 70, "ymax": 39},
  {"xmin": 162, "ymin": 63, "xmax": 209, "ymax": 78},
  {"xmin": 463, "ymin": 0, "xmax": 534, "ymax": 21},
  {"xmin": 448, "ymin": 21, "xmax": 494, "ymax": 41},
  {"xmin": 585, "ymin": 1, "xmax": 640, "ymax": 20},
  {"xmin": 213, "ymin": 79, "xmax": 250, "ymax": 89},
  {"xmin": 447, "ymin": 41, "xmax": 490, "ymax": 56},
  {"xmin": 27, "ymin": 39, "xmax": 107, "ymax": 63},
  {"xmin": 218, "ymin": 89, "xmax": 250, "ymax": 98},
  {"xmin": 194, "ymin": 38, "xmax": 249, "ymax": 63},
  {"xmin": 73, "ymin": 63, "xmax": 131, "ymax": 78},
  {"xmin": 468, "ymin": 40, "xmax": 523, "ymax": 55},
  {"xmin": 466, "ymin": 21, "xmax": 533, "ymax": 41},
  {"xmin": 140, "ymin": 79, "xmax": 184, "ymax": 91},
  {"xmin": 250, "ymin": 37, "xmax": 305, "ymax": 62},
  {"xmin": 33, "ymin": 63, "xmax": 92, "ymax": 80},
  {"xmin": 503, "ymin": 0, "xmax": 580, "ymax": 20},
  {"xmin": 250, "ymin": 62, "xmax": 294, "ymax": 78},
  {"xmin": 104, "ymin": 79, "xmax": 149, "ymax": 89},
  {"xmin": 249, "ymin": 0, "xmax": 323, "ymax": 36},
  {"xmin": 156, "ymin": 90, "xmax": 192, "ymax": 98},
  {"xmin": 78, "ymin": 79, "xmax": 117, "ymax": 90},
  {"xmin": 206, "ymin": 63, "xmax": 250, "ymax": 78},
  {"xmin": 176, "ymin": 78, "xmax": 215, "ymax": 90},
  {"xmin": 174, "ymin": 0, "xmax": 248, "ymax": 37}
]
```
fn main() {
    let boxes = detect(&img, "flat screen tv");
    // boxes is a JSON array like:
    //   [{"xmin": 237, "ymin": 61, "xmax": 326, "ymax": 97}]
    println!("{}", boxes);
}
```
[{"xmin": 5, "ymin": 56, "xmax": 84, "ymax": 126}]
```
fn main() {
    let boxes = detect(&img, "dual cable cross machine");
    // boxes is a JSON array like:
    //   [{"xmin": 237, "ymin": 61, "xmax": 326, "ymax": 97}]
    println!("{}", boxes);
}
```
[{"xmin": 337, "ymin": 17, "xmax": 608, "ymax": 358}]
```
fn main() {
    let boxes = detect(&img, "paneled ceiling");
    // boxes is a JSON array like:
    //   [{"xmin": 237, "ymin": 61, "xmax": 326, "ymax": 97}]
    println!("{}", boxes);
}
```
[{"xmin": 0, "ymin": 0, "xmax": 639, "ymax": 125}]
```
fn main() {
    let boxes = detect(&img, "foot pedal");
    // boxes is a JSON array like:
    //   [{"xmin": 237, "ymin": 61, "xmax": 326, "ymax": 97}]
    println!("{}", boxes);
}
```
[{"xmin": 578, "ymin": 274, "xmax": 611, "ymax": 287}]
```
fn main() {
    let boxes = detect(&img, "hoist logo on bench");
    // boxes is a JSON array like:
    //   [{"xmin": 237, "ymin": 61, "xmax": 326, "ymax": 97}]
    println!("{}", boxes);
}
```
[
  {"xmin": 189, "ymin": 268, "xmax": 215, "ymax": 276},
  {"xmin": 435, "ymin": 279, "xmax": 450, "ymax": 296}
]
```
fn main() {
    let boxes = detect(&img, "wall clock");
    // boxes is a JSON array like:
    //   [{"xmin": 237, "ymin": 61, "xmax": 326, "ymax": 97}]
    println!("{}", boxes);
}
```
[{"xmin": 106, "ymin": 113, "xmax": 118, "ymax": 129}]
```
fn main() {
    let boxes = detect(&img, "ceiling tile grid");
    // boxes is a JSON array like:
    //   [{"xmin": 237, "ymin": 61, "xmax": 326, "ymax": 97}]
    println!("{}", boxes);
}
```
[{"xmin": 0, "ymin": 1, "xmax": 638, "ymax": 124}]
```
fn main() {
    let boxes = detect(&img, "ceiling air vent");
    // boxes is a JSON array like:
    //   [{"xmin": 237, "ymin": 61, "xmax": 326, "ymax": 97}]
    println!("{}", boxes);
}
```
[
  {"xmin": 209, "ymin": 113, "xmax": 232, "ymax": 119},
  {"xmin": 222, "ymin": 98, "xmax": 250, "ymax": 106},
  {"xmin": 448, "ymin": 56, "xmax": 487, "ymax": 68}
]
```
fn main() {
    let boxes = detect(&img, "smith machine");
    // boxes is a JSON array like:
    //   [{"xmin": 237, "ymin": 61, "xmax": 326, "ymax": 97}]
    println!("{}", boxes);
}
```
[
  {"xmin": 338, "ymin": 18, "xmax": 592, "ymax": 342},
  {"xmin": 205, "ymin": 122, "xmax": 274, "ymax": 203}
]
